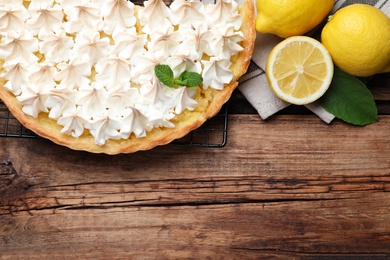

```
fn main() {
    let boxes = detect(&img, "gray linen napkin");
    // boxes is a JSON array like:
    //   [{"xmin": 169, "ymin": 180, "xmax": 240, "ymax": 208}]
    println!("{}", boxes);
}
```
[{"xmin": 237, "ymin": 0, "xmax": 390, "ymax": 123}]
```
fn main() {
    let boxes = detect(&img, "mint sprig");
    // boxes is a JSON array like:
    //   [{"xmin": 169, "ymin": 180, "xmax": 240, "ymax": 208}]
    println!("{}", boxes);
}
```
[
  {"xmin": 155, "ymin": 64, "xmax": 203, "ymax": 88},
  {"xmin": 319, "ymin": 68, "xmax": 378, "ymax": 126},
  {"xmin": 154, "ymin": 64, "xmax": 175, "ymax": 88}
]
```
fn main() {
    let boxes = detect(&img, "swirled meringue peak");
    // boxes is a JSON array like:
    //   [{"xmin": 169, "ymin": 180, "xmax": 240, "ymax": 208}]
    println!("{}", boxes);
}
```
[
  {"xmin": 0, "ymin": 29, "xmax": 38, "ymax": 65},
  {"xmin": 26, "ymin": 2, "xmax": 63, "ymax": 37},
  {"xmin": 0, "ymin": 0, "xmax": 246, "ymax": 145},
  {"xmin": 1, "ymin": 62, "xmax": 30, "ymax": 95},
  {"xmin": 0, "ymin": 2, "xmax": 29, "ymax": 33},
  {"xmin": 205, "ymin": 0, "xmax": 242, "ymax": 29},
  {"xmin": 101, "ymin": 0, "xmax": 136, "ymax": 34},
  {"xmin": 170, "ymin": 0, "xmax": 205, "ymax": 27},
  {"xmin": 62, "ymin": 1, "xmax": 103, "ymax": 33},
  {"xmin": 39, "ymin": 30, "xmax": 74, "ymax": 63},
  {"xmin": 73, "ymin": 31, "xmax": 110, "ymax": 65},
  {"xmin": 139, "ymin": 0, "xmax": 171, "ymax": 32}
]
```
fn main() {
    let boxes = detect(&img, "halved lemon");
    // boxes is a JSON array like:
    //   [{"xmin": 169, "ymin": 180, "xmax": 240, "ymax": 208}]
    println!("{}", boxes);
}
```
[{"xmin": 266, "ymin": 36, "xmax": 334, "ymax": 105}]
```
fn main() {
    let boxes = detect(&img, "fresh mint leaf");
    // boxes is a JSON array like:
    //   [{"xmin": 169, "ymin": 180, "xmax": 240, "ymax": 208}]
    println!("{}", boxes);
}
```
[
  {"xmin": 155, "ymin": 64, "xmax": 174, "ymax": 88},
  {"xmin": 319, "ymin": 68, "xmax": 378, "ymax": 126},
  {"xmin": 175, "ymin": 70, "xmax": 203, "ymax": 87},
  {"xmin": 155, "ymin": 64, "xmax": 203, "ymax": 88}
]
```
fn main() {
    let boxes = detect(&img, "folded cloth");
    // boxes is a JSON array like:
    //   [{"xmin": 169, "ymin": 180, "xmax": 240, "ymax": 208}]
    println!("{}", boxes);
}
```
[{"xmin": 237, "ymin": 0, "xmax": 390, "ymax": 123}]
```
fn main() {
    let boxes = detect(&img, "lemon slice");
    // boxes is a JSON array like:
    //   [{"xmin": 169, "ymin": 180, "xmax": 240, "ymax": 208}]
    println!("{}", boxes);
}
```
[{"xmin": 266, "ymin": 36, "xmax": 334, "ymax": 105}]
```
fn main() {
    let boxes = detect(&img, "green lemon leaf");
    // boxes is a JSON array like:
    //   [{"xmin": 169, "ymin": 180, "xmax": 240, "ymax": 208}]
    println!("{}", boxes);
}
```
[
  {"xmin": 175, "ymin": 70, "xmax": 203, "ymax": 87},
  {"xmin": 319, "ymin": 68, "xmax": 378, "ymax": 126},
  {"xmin": 155, "ymin": 64, "xmax": 174, "ymax": 88}
]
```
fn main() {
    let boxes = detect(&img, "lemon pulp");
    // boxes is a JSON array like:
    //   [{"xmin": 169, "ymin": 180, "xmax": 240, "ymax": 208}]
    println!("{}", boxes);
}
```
[{"xmin": 266, "ymin": 36, "xmax": 334, "ymax": 105}]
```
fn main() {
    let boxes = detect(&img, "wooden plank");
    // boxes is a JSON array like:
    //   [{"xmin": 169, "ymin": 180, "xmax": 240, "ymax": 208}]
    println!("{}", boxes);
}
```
[
  {"xmin": 1, "ymin": 114, "xmax": 390, "ymax": 177},
  {"xmin": 0, "ymin": 196, "xmax": 389, "ymax": 258},
  {"xmin": 1, "ymin": 114, "xmax": 390, "ymax": 258}
]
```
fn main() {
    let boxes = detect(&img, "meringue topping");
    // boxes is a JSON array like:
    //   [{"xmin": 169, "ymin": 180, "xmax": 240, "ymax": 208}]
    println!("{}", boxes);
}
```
[
  {"xmin": 57, "ymin": 105, "xmax": 86, "ymax": 138},
  {"xmin": 1, "ymin": 62, "xmax": 30, "ymax": 95},
  {"xmin": 73, "ymin": 31, "xmax": 110, "ymax": 65},
  {"xmin": 111, "ymin": 28, "xmax": 148, "ymax": 59},
  {"xmin": 39, "ymin": 30, "xmax": 74, "ymax": 63},
  {"xmin": 205, "ymin": 0, "xmax": 242, "ymax": 30},
  {"xmin": 30, "ymin": 63, "xmax": 58, "ymax": 89},
  {"xmin": 202, "ymin": 57, "xmax": 233, "ymax": 90},
  {"xmin": 119, "ymin": 106, "xmax": 147, "ymax": 139},
  {"xmin": 101, "ymin": 0, "xmax": 136, "ymax": 34},
  {"xmin": 17, "ymin": 83, "xmax": 49, "ymax": 118},
  {"xmin": 26, "ymin": 3, "xmax": 63, "ymax": 37},
  {"xmin": 62, "ymin": 1, "xmax": 102, "ymax": 33},
  {"xmin": 170, "ymin": 0, "xmax": 205, "ymax": 27},
  {"xmin": 45, "ymin": 86, "xmax": 76, "ymax": 120},
  {"xmin": 85, "ymin": 110, "xmax": 123, "ymax": 145},
  {"xmin": 138, "ymin": 0, "xmax": 171, "ymax": 31},
  {"xmin": 0, "ymin": 30, "xmax": 38, "ymax": 65},
  {"xmin": 0, "ymin": 0, "xmax": 245, "ymax": 145},
  {"xmin": 0, "ymin": 3, "xmax": 30, "ymax": 33},
  {"xmin": 95, "ymin": 54, "xmax": 132, "ymax": 90},
  {"xmin": 55, "ymin": 57, "xmax": 92, "ymax": 89}
]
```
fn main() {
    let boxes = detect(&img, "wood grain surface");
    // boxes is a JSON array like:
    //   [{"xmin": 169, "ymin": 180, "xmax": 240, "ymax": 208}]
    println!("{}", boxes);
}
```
[{"xmin": 1, "ymin": 104, "xmax": 390, "ymax": 258}]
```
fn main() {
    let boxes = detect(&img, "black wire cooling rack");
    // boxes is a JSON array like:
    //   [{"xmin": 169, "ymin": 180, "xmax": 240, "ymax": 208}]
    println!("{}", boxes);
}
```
[{"xmin": 0, "ymin": 101, "xmax": 228, "ymax": 148}]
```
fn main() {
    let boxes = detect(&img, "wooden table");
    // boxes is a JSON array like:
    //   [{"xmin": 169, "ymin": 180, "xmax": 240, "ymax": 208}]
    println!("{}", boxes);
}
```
[{"xmin": 1, "ymin": 73, "xmax": 390, "ymax": 259}]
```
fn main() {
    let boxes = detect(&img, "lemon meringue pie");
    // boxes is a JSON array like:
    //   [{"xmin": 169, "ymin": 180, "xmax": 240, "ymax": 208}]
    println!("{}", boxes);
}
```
[{"xmin": 0, "ymin": 0, "xmax": 255, "ymax": 154}]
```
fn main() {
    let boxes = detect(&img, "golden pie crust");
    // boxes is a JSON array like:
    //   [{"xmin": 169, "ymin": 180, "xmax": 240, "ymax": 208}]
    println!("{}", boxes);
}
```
[{"xmin": 0, "ymin": 0, "xmax": 255, "ymax": 154}]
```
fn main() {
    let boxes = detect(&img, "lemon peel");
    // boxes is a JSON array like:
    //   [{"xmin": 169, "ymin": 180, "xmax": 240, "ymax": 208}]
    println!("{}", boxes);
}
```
[
  {"xmin": 321, "ymin": 4, "xmax": 390, "ymax": 77},
  {"xmin": 255, "ymin": 0, "xmax": 335, "ymax": 38}
]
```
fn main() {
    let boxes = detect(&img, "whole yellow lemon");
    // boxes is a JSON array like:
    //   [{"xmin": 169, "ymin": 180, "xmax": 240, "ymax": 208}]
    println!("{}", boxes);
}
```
[
  {"xmin": 321, "ymin": 4, "xmax": 390, "ymax": 77},
  {"xmin": 255, "ymin": 0, "xmax": 334, "ymax": 38}
]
